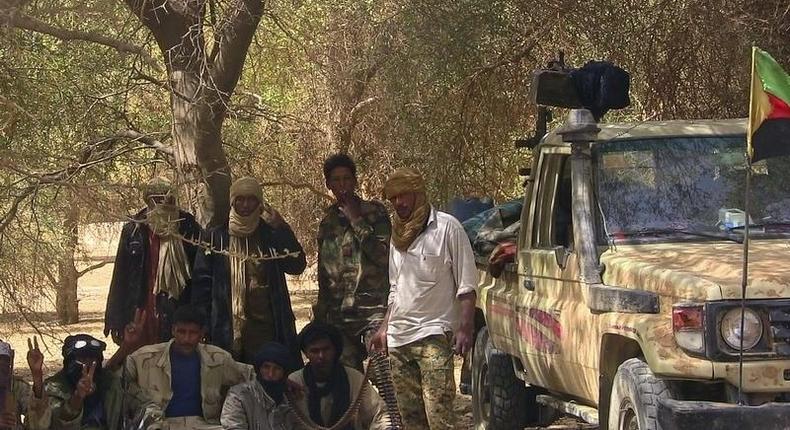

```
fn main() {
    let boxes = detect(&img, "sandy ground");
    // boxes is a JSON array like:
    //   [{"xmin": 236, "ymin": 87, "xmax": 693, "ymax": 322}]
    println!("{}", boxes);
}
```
[{"xmin": 0, "ymin": 263, "xmax": 476, "ymax": 428}]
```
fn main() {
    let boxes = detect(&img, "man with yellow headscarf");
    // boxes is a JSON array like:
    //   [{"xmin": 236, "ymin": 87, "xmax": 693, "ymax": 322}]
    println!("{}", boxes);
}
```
[
  {"xmin": 369, "ymin": 168, "xmax": 478, "ymax": 430},
  {"xmin": 104, "ymin": 177, "xmax": 202, "ymax": 346},
  {"xmin": 191, "ymin": 177, "xmax": 306, "ymax": 365}
]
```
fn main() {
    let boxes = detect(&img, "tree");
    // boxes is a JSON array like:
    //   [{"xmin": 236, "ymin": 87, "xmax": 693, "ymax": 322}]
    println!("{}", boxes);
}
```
[{"xmin": 123, "ymin": 0, "xmax": 264, "ymax": 227}]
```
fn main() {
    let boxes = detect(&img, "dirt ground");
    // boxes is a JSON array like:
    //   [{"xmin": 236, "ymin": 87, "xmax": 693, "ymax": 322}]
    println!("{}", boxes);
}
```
[{"xmin": 0, "ymin": 263, "xmax": 476, "ymax": 428}]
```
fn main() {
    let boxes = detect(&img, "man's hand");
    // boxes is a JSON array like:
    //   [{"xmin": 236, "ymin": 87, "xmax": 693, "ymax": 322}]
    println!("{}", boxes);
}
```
[
  {"xmin": 27, "ymin": 336, "xmax": 44, "ymax": 398},
  {"xmin": 73, "ymin": 362, "xmax": 96, "ymax": 401},
  {"xmin": 27, "ymin": 336, "xmax": 44, "ymax": 380},
  {"xmin": 453, "ymin": 325, "xmax": 474, "ymax": 356},
  {"xmin": 338, "ymin": 192, "xmax": 362, "ymax": 222},
  {"xmin": 0, "ymin": 411, "xmax": 17, "ymax": 428},
  {"xmin": 368, "ymin": 327, "xmax": 388, "ymax": 355},
  {"xmin": 261, "ymin": 202, "xmax": 287, "ymax": 229},
  {"xmin": 121, "ymin": 309, "xmax": 146, "ymax": 352},
  {"xmin": 455, "ymin": 292, "xmax": 476, "ymax": 356}
]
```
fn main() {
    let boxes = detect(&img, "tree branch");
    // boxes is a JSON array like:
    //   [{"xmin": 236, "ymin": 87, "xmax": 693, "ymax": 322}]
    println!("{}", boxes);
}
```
[
  {"xmin": 0, "ymin": 129, "xmax": 172, "ymax": 236},
  {"xmin": 115, "ymin": 129, "xmax": 173, "ymax": 155},
  {"xmin": 2, "ymin": 10, "xmax": 161, "ymax": 70},
  {"xmin": 77, "ymin": 260, "xmax": 113, "ymax": 278},
  {"xmin": 259, "ymin": 179, "xmax": 333, "ymax": 201},
  {"xmin": 210, "ymin": 0, "xmax": 264, "ymax": 97}
]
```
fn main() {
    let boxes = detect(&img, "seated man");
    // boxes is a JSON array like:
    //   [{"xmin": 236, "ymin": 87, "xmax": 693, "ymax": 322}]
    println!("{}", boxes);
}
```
[
  {"xmin": 27, "ymin": 310, "xmax": 146, "ymax": 430},
  {"xmin": 124, "ymin": 305, "xmax": 254, "ymax": 430},
  {"xmin": 288, "ymin": 322, "xmax": 389, "ymax": 430},
  {"xmin": 221, "ymin": 342, "xmax": 296, "ymax": 430}
]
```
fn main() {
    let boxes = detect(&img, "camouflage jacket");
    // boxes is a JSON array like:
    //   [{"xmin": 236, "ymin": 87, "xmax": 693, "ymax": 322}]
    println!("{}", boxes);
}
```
[
  {"xmin": 6, "ymin": 377, "xmax": 42, "ymax": 430},
  {"xmin": 315, "ymin": 200, "xmax": 391, "ymax": 334},
  {"xmin": 123, "ymin": 340, "xmax": 254, "ymax": 425},
  {"xmin": 25, "ymin": 369, "xmax": 124, "ymax": 430}
]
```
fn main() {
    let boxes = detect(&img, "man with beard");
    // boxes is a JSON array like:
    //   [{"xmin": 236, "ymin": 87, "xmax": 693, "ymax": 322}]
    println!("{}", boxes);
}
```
[
  {"xmin": 221, "ymin": 342, "xmax": 296, "ymax": 430},
  {"xmin": 289, "ymin": 322, "xmax": 388, "ymax": 430},
  {"xmin": 105, "ymin": 177, "xmax": 202, "ymax": 346},
  {"xmin": 314, "ymin": 154, "xmax": 391, "ymax": 371},
  {"xmin": 192, "ymin": 177, "xmax": 306, "ymax": 364},
  {"xmin": 28, "ymin": 318, "xmax": 144, "ymax": 430},
  {"xmin": 124, "ymin": 305, "xmax": 253, "ymax": 430},
  {"xmin": 369, "ymin": 168, "xmax": 477, "ymax": 430}
]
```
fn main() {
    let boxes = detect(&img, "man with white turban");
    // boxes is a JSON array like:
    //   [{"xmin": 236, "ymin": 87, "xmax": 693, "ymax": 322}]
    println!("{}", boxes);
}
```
[{"xmin": 192, "ymin": 177, "xmax": 306, "ymax": 365}]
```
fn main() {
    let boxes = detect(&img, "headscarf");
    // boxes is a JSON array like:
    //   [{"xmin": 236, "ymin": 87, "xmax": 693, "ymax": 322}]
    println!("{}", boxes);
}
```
[
  {"xmin": 228, "ymin": 177, "xmax": 265, "ymax": 344},
  {"xmin": 62, "ymin": 334, "xmax": 106, "ymax": 425},
  {"xmin": 229, "ymin": 177, "xmax": 264, "ymax": 237},
  {"xmin": 0, "ymin": 341, "xmax": 12, "ymax": 361},
  {"xmin": 253, "ymin": 342, "xmax": 291, "ymax": 405},
  {"xmin": 143, "ymin": 177, "xmax": 191, "ymax": 300},
  {"xmin": 382, "ymin": 168, "xmax": 431, "ymax": 251},
  {"xmin": 298, "ymin": 322, "xmax": 351, "ymax": 429}
]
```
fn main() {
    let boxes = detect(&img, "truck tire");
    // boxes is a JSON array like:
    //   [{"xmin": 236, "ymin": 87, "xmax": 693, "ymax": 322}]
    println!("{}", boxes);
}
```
[
  {"xmin": 472, "ymin": 326, "xmax": 535, "ymax": 430},
  {"xmin": 608, "ymin": 358, "xmax": 672, "ymax": 430}
]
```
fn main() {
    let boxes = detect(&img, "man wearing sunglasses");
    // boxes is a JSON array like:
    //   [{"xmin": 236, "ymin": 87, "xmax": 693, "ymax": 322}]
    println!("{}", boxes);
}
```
[
  {"xmin": 26, "ymin": 310, "xmax": 146, "ymax": 430},
  {"xmin": 124, "ymin": 305, "xmax": 254, "ymax": 430}
]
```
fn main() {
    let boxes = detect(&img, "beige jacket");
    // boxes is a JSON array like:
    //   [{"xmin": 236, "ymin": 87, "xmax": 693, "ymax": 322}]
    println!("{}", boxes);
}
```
[{"xmin": 124, "ymin": 340, "xmax": 254, "ymax": 425}]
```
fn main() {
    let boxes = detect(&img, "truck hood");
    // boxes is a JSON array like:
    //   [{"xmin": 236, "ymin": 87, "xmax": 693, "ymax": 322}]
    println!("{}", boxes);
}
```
[{"xmin": 599, "ymin": 240, "xmax": 790, "ymax": 300}]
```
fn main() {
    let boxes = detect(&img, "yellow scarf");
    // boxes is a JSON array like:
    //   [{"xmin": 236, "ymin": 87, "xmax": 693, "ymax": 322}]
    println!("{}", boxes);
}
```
[
  {"xmin": 383, "ymin": 168, "xmax": 431, "ymax": 251},
  {"xmin": 144, "ymin": 178, "xmax": 190, "ymax": 300},
  {"xmin": 227, "ymin": 177, "xmax": 266, "ymax": 344}
]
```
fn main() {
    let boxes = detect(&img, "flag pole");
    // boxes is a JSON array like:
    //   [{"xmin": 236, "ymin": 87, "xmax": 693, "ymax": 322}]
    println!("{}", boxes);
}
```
[
  {"xmin": 737, "ymin": 162, "xmax": 751, "ymax": 405},
  {"xmin": 737, "ymin": 45, "xmax": 757, "ymax": 406}
]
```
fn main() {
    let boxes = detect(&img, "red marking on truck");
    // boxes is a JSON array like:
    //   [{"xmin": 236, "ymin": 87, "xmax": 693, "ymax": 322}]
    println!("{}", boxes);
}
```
[
  {"xmin": 518, "ymin": 319, "xmax": 560, "ymax": 353},
  {"xmin": 488, "ymin": 298, "xmax": 563, "ymax": 353},
  {"xmin": 528, "ymin": 308, "xmax": 562, "ymax": 339}
]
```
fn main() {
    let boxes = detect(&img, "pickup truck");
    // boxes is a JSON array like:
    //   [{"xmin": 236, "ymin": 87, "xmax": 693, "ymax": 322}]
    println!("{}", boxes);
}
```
[{"xmin": 471, "ymin": 110, "xmax": 790, "ymax": 430}]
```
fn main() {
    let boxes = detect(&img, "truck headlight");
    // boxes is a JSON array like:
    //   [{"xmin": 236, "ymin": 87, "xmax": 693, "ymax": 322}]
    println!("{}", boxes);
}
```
[{"xmin": 720, "ymin": 308, "xmax": 763, "ymax": 350}]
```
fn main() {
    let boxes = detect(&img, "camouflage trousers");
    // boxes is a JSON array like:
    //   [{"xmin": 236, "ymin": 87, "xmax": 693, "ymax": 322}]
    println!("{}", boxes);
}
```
[{"xmin": 389, "ymin": 334, "xmax": 455, "ymax": 430}]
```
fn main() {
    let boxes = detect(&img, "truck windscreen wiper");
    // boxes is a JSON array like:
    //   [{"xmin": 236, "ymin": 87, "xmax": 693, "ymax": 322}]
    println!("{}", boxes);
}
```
[{"xmin": 618, "ymin": 228, "xmax": 742, "ymax": 243}]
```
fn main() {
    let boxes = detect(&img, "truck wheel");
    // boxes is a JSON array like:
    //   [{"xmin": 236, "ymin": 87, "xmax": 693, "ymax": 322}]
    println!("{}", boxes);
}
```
[
  {"xmin": 608, "ymin": 358, "xmax": 671, "ymax": 430},
  {"xmin": 472, "ymin": 326, "xmax": 536, "ymax": 430}
]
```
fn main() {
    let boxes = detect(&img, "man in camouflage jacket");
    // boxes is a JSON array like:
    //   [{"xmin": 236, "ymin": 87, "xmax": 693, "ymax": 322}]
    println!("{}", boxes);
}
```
[{"xmin": 314, "ymin": 154, "xmax": 391, "ymax": 370}]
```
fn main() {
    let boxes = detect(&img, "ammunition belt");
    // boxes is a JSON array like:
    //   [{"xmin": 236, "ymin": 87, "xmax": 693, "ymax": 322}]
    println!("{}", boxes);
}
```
[{"xmin": 286, "ymin": 351, "xmax": 403, "ymax": 430}]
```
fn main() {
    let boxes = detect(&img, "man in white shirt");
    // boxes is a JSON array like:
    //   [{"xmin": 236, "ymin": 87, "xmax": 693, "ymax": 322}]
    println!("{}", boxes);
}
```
[{"xmin": 369, "ymin": 167, "xmax": 477, "ymax": 430}]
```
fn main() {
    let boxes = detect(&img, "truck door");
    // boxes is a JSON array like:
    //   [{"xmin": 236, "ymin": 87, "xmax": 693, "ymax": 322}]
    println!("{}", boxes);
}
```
[{"xmin": 516, "ymin": 147, "xmax": 594, "ymax": 401}]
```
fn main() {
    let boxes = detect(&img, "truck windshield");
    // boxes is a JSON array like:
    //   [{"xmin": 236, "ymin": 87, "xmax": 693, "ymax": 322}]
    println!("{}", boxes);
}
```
[{"xmin": 592, "ymin": 135, "xmax": 790, "ymax": 240}]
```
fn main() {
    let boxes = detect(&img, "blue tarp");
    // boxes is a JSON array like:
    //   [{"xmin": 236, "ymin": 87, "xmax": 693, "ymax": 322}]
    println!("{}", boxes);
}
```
[{"xmin": 461, "ymin": 198, "xmax": 523, "ymax": 258}]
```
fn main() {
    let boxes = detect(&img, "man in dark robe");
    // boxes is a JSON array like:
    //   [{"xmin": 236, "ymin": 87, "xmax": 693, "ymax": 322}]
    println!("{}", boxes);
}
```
[
  {"xmin": 104, "ymin": 177, "xmax": 202, "ymax": 345},
  {"xmin": 191, "ymin": 177, "xmax": 306, "ymax": 364}
]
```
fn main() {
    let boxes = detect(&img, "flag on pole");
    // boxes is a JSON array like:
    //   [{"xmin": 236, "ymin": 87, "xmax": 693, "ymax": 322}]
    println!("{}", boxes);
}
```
[{"xmin": 748, "ymin": 47, "xmax": 790, "ymax": 162}]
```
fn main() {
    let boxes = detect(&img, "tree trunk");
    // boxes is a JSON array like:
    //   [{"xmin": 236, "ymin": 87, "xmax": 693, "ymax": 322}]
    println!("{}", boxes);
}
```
[
  {"xmin": 171, "ymin": 70, "xmax": 232, "ymax": 228},
  {"xmin": 56, "ymin": 194, "xmax": 79, "ymax": 324},
  {"xmin": 123, "ymin": 0, "xmax": 264, "ymax": 228}
]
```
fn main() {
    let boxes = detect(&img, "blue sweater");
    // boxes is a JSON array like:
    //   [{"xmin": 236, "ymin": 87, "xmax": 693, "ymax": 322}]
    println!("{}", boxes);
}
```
[{"xmin": 165, "ymin": 349, "xmax": 203, "ymax": 418}]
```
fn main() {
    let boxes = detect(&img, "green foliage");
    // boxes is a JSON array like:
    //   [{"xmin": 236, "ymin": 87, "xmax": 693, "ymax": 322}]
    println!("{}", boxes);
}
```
[{"xmin": 0, "ymin": 0, "xmax": 788, "ymax": 315}]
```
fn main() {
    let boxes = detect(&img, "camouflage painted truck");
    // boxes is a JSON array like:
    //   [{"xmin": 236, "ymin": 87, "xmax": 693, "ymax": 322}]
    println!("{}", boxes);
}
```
[{"xmin": 471, "ymin": 111, "xmax": 790, "ymax": 430}]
